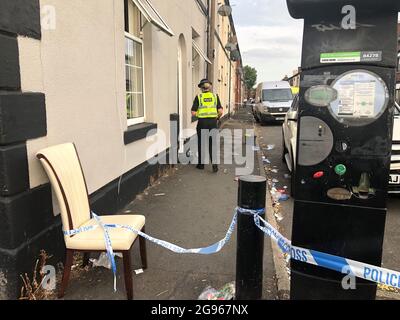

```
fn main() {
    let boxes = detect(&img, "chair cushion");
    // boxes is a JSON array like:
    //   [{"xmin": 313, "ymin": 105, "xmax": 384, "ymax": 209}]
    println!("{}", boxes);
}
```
[{"xmin": 65, "ymin": 215, "xmax": 145, "ymax": 251}]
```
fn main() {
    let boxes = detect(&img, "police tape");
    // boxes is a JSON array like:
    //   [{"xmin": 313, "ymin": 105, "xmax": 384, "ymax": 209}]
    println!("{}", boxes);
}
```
[
  {"xmin": 92, "ymin": 213, "xmax": 118, "ymax": 292},
  {"xmin": 251, "ymin": 211, "xmax": 400, "ymax": 290},
  {"xmin": 64, "ymin": 210, "xmax": 242, "ymax": 291},
  {"xmin": 64, "ymin": 208, "xmax": 400, "ymax": 292}
]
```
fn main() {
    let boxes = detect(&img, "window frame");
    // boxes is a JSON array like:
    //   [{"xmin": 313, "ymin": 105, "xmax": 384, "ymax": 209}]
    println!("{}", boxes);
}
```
[
  {"xmin": 125, "ymin": 31, "xmax": 146, "ymax": 127},
  {"xmin": 262, "ymin": 88, "xmax": 294, "ymax": 102}
]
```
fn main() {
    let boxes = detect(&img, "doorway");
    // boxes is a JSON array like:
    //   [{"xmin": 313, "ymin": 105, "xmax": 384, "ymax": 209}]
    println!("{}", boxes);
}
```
[{"xmin": 177, "ymin": 35, "xmax": 187, "ymax": 154}]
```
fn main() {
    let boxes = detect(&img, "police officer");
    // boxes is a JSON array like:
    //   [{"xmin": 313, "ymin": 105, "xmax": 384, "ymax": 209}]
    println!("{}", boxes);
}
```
[{"xmin": 191, "ymin": 79, "xmax": 223, "ymax": 173}]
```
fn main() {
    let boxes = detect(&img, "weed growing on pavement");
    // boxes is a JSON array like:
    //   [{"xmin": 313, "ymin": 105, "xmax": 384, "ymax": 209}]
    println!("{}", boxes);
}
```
[{"xmin": 19, "ymin": 250, "xmax": 56, "ymax": 300}]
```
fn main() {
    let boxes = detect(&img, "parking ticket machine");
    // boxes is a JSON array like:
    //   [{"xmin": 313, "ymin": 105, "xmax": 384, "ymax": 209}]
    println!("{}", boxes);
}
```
[{"xmin": 286, "ymin": 0, "xmax": 400, "ymax": 299}]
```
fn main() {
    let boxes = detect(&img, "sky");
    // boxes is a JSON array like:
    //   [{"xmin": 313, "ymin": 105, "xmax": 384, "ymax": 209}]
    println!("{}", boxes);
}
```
[{"xmin": 231, "ymin": 0, "xmax": 304, "ymax": 82}]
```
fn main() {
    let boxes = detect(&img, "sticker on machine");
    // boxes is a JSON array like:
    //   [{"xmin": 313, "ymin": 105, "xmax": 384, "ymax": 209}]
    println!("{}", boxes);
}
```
[
  {"xmin": 354, "ymin": 81, "xmax": 376, "ymax": 117},
  {"xmin": 320, "ymin": 51, "xmax": 382, "ymax": 64},
  {"xmin": 337, "ymin": 83, "xmax": 355, "ymax": 116},
  {"xmin": 337, "ymin": 80, "xmax": 376, "ymax": 117}
]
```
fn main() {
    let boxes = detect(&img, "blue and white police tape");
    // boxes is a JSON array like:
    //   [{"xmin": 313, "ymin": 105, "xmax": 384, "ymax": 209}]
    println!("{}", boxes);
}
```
[
  {"xmin": 252, "ymin": 211, "xmax": 400, "ymax": 290},
  {"xmin": 92, "ymin": 213, "xmax": 118, "ymax": 292},
  {"xmin": 64, "ymin": 207, "xmax": 400, "ymax": 292},
  {"xmin": 63, "ymin": 209, "xmax": 241, "ymax": 291}
]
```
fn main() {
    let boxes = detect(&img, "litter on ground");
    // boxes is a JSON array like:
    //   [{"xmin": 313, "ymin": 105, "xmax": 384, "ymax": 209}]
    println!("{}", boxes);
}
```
[
  {"xmin": 274, "ymin": 212, "xmax": 284, "ymax": 222},
  {"xmin": 198, "ymin": 282, "xmax": 235, "ymax": 300},
  {"xmin": 266, "ymin": 145, "xmax": 275, "ymax": 151},
  {"xmin": 156, "ymin": 290, "xmax": 169, "ymax": 297},
  {"xmin": 90, "ymin": 253, "xmax": 122, "ymax": 269},
  {"xmin": 279, "ymin": 194, "xmax": 290, "ymax": 201}
]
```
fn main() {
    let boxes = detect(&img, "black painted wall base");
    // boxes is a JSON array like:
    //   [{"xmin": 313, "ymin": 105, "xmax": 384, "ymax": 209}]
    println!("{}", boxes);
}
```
[
  {"xmin": 0, "ymin": 33, "xmax": 20, "ymax": 90},
  {"xmin": 0, "ymin": 221, "xmax": 64, "ymax": 300},
  {"xmin": 0, "ymin": 143, "xmax": 29, "ymax": 196},
  {"xmin": 0, "ymin": 0, "xmax": 41, "ymax": 40},
  {"xmin": 90, "ymin": 149, "xmax": 171, "ymax": 215},
  {"xmin": 0, "ymin": 0, "xmax": 51, "ymax": 301}
]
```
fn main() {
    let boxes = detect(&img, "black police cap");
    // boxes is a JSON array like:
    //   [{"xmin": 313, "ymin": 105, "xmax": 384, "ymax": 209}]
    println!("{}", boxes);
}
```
[{"xmin": 198, "ymin": 79, "xmax": 212, "ymax": 88}]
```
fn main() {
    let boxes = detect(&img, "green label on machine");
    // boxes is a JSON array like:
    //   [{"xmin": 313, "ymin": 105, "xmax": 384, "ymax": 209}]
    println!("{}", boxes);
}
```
[{"xmin": 320, "ymin": 51, "xmax": 382, "ymax": 64}]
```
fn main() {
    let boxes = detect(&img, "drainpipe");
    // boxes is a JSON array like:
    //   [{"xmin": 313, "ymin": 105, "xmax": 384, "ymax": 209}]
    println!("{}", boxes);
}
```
[
  {"xmin": 206, "ymin": 0, "xmax": 210, "ymax": 79},
  {"xmin": 208, "ymin": 0, "xmax": 216, "ymax": 84},
  {"xmin": 228, "ymin": 61, "xmax": 232, "ymax": 118}
]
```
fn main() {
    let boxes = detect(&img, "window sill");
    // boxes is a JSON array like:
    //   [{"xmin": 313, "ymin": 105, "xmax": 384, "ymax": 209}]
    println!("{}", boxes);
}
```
[{"xmin": 124, "ymin": 122, "xmax": 158, "ymax": 145}]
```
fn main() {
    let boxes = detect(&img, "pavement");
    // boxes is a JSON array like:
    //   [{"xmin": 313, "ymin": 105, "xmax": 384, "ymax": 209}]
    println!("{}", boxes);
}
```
[{"xmin": 61, "ymin": 107, "xmax": 279, "ymax": 300}]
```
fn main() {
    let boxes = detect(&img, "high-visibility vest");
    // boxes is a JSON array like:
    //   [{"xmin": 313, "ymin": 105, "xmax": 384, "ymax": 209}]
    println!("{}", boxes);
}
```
[{"xmin": 197, "ymin": 92, "xmax": 218, "ymax": 119}]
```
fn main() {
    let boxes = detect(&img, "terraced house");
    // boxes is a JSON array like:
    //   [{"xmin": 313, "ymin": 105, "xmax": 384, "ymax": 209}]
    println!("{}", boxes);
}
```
[{"xmin": 0, "ymin": 0, "xmax": 244, "ymax": 299}]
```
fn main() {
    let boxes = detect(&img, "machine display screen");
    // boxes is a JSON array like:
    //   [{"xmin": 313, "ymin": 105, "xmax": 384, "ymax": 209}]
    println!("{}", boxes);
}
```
[{"xmin": 329, "ymin": 70, "xmax": 389, "ymax": 126}]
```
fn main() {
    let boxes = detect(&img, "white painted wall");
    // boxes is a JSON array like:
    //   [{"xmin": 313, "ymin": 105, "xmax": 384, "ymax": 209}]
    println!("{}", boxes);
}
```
[{"xmin": 19, "ymin": 0, "xmax": 208, "ymax": 207}]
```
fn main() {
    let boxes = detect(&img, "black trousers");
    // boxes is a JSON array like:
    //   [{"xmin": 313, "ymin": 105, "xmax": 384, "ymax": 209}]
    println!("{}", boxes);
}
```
[{"xmin": 197, "ymin": 118, "xmax": 218, "ymax": 165}]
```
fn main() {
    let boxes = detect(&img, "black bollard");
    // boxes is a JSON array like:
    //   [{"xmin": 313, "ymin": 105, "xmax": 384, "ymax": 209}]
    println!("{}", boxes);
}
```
[
  {"xmin": 236, "ymin": 175, "xmax": 267, "ymax": 300},
  {"xmin": 243, "ymin": 133, "xmax": 257, "ymax": 147}
]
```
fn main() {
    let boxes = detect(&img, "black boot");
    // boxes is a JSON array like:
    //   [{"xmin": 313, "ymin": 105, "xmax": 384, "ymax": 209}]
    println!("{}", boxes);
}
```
[
  {"xmin": 212, "ymin": 165, "xmax": 219, "ymax": 173},
  {"xmin": 196, "ymin": 164, "xmax": 205, "ymax": 170}
]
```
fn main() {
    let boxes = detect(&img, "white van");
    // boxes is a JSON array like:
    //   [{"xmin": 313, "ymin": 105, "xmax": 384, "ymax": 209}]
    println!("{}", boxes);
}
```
[{"xmin": 254, "ymin": 81, "xmax": 294, "ymax": 123}]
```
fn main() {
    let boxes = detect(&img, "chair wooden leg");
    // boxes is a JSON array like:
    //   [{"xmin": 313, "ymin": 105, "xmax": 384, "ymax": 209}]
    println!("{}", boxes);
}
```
[
  {"xmin": 139, "ymin": 226, "xmax": 148, "ymax": 270},
  {"xmin": 82, "ymin": 252, "xmax": 90, "ymax": 268},
  {"xmin": 59, "ymin": 249, "xmax": 74, "ymax": 299},
  {"xmin": 123, "ymin": 250, "xmax": 133, "ymax": 300}
]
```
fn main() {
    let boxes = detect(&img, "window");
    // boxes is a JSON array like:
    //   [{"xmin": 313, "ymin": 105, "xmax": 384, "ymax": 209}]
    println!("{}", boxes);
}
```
[
  {"xmin": 125, "ymin": 36, "xmax": 144, "ymax": 125},
  {"xmin": 262, "ymin": 89, "xmax": 294, "ymax": 102},
  {"xmin": 125, "ymin": 1, "xmax": 145, "ymax": 126},
  {"xmin": 124, "ymin": 0, "xmax": 174, "ymax": 126}
]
